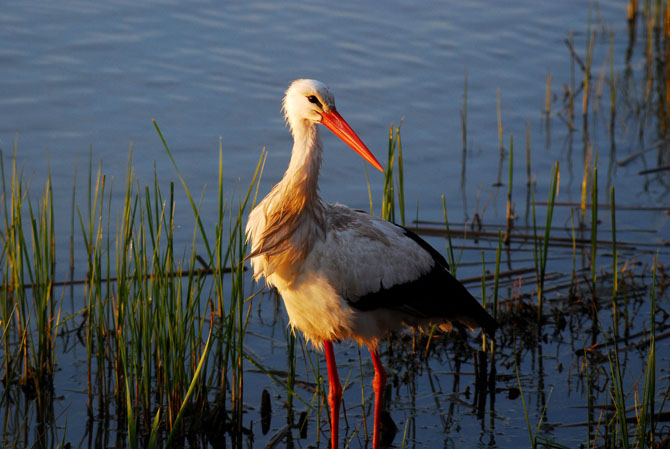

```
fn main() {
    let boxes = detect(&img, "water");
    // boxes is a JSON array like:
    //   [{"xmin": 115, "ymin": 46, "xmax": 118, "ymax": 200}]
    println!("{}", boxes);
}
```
[
  {"xmin": 1, "ymin": 0, "xmax": 669, "ymax": 447},
  {"xmin": 2, "ymin": 1, "xmax": 660, "ymax": 219},
  {"xmin": 0, "ymin": 1, "xmax": 630, "ymax": 208}
]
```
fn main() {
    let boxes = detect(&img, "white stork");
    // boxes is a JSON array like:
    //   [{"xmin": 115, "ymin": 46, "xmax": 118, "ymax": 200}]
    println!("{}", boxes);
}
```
[{"xmin": 246, "ymin": 79, "xmax": 497, "ymax": 449}]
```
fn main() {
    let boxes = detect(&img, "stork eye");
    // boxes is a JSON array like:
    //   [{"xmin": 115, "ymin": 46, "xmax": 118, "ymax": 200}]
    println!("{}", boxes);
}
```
[{"xmin": 307, "ymin": 95, "xmax": 322, "ymax": 107}]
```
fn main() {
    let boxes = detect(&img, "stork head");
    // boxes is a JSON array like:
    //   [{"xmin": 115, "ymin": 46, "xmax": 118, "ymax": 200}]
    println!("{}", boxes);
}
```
[{"xmin": 283, "ymin": 79, "xmax": 384, "ymax": 172}]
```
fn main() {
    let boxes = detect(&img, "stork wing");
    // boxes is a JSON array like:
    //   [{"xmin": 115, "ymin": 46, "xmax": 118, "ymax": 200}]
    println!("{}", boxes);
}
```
[{"xmin": 310, "ymin": 205, "xmax": 496, "ymax": 336}]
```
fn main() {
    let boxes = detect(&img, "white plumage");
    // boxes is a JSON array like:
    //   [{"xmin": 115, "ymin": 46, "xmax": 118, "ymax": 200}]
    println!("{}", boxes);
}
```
[
  {"xmin": 265, "ymin": 205, "xmax": 435, "ymax": 346},
  {"xmin": 246, "ymin": 79, "xmax": 496, "ymax": 449}
]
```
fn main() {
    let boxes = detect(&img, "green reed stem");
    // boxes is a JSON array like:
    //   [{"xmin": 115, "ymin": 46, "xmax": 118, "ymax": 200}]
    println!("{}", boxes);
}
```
[
  {"xmin": 582, "ymin": 344, "xmax": 593, "ymax": 445},
  {"xmin": 120, "ymin": 325, "xmax": 138, "ymax": 449},
  {"xmin": 590, "ymin": 153, "xmax": 598, "ymax": 296},
  {"xmin": 611, "ymin": 186, "xmax": 618, "ymax": 339},
  {"xmin": 505, "ymin": 134, "xmax": 514, "ymax": 244},
  {"xmin": 535, "ymin": 162, "xmax": 559, "ymax": 324},
  {"xmin": 382, "ymin": 123, "xmax": 401, "ymax": 222},
  {"xmin": 287, "ymin": 327, "xmax": 297, "ymax": 421},
  {"xmin": 441, "ymin": 195, "xmax": 456, "ymax": 275},
  {"xmin": 396, "ymin": 123, "xmax": 405, "ymax": 226},
  {"xmin": 154, "ymin": 119, "xmax": 213, "ymax": 260},
  {"xmin": 515, "ymin": 361, "xmax": 535, "ymax": 449},
  {"xmin": 365, "ymin": 166, "xmax": 374, "ymax": 215},
  {"xmin": 493, "ymin": 231, "xmax": 501, "ymax": 324},
  {"xmin": 164, "ymin": 313, "xmax": 215, "ymax": 449},
  {"xmin": 606, "ymin": 330, "xmax": 629, "ymax": 448},
  {"xmin": 603, "ymin": 183, "xmax": 629, "ymax": 447},
  {"xmin": 0, "ymin": 146, "xmax": 63, "ymax": 401},
  {"xmin": 639, "ymin": 256, "xmax": 657, "ymax": 444}
]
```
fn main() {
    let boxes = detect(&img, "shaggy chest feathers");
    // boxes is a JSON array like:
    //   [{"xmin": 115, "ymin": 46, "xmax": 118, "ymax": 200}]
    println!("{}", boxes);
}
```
[{"xmin": 246, "ymin": 175, "xmax": 326, "ymax": 283}]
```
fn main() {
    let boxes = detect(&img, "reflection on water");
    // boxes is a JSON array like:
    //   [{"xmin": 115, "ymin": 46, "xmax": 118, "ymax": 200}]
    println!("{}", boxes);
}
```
[{"xmin": 1, "ymin": 0, "xmax": 670, "ymax": 448}]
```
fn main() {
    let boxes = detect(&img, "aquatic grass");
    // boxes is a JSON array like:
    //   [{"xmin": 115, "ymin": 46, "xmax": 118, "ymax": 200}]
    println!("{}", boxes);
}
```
[
  {"xmin": 581, "ymin": 186, "xmax": 664, "ymax": 448},
  {"xmin": 0, "ymin": 145, "xmax": 663, "ymax": 449},
  {"xmin": 80, "ymin": 153, "xmax": 132, "ymax": 421},
  {"xmin": 26, "ymin": 168, "xmax": 58, "ymax": 390},
  {"xmin": 481, "ymin": 250, "xmax": 488, "ymax": 350},
  {"xmin": 515, "ymin": 361, "xmax": 555, "ymax": 449},
  {"xmin": 637, "ymin": 255, "xmax": 657, "ymax": 445},
  {"xmin": 569, "ymin": 209, "xmax": 578, "ymax": 295},
  {"xmin": 120, "ymin": 322, "xmax": 138, "ymax": 449},
  {"xmin": 480, "ymin": 230, "xmax": 501, "ymax": 354},
  {"xmin": 399, "ymin": 419, "xmax": 409, "ymax": 449},
  {"xmin": 8, "ymin": 123, "xmax": 265, "ymax": 446},
  {"xmin": 493, "ymin": 231, "xmax": 502, "ymax": 327},
  {"xmin": 441, "ymin": 196, "xmax": 457, "ymax": 274},
  {"xmin": 590, "ymin": 152, "xmax": 598, "ymax": 298},
  {"xmin": 0, "ymin": 145, "xmax": 74, "ymax": 448},
  {"xmin": 229, "ymin": 188, "xmax": 253, "ymax": 443},
  {"xmin": 381, "ymin": 122, "xmax": 404, "ymax": 224},
  {"xmin": 163, "ymin": 313, "xmax": 214, "ymax": 449},
  {"xmin": 581, "ymin": 344, "xmax": 594, "ymax": 446},
  {"xmin": 303, "ymin": 341, "xmax": 329, "ymax": 448},
  {"xmin": 356, "ymin": 347, "xmax": 369, "ymax": 443},
  {"xmin": 580, "ymin": 151, "xmax": 590, "ymax": 227},
  {"xmin": 504, "ymin": 134, "xmax": 514, "ymax": 245},
  {"xmin": 0, "ymin": 150, "xmax": 10, "ymax": 396},
  {"xmin": 611, "ymin": 186, "xmax": 618, "ymax": 339},
  {"xmin": 381, "ymin": 124, "xmax": 395, "ymax": 222},
  {"xmin": 78, "ymin": 157, "xmax": 105, "ymax": 413},
  {"xmin": 154, "ymin": 120, "xmax": 210, "ymax": 262},
  {"xmin": 603, "ymin": 308, "xmax": 629, "ymax": 448},
  {"xmin": 228, "ymin": 153, "xmax": 266, "ymax": 435},
  {"xmin": 396, "ymin": 125, "xmax": 405, "ymax": 227},
  {"xmin": 215, "ymin": 146, "xmax": 265, "ymax": 431},
  {"xmin": 531, "ymin": 161, "xmax": 559, "ymax": 323},
  {"xmin": 601, "ymin": 182, "xmax": 628, "ymax": 448},
  {"xmin": 286, "ymin": 325, "xmax": 297, "ymax": 425},
  {"xmin": 0, "ymin": 146, "xmax": 61, "ymax": 402},
  {"xmin": 365, "ymin": 166, "xmax": 374, "ymax": 215},
  {"xmin": 242, "ymin": 340, "xmax": 312, "ymax": 410},
  {"xmin": 153, "ymin": 121, "xmax": 265, "ymax": 442}
]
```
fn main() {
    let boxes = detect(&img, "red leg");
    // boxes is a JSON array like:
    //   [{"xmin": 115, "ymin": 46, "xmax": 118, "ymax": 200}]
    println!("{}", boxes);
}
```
[
  {"xmin": 324, "ymin": 340, "xmax": 341, "ymax": 449},
  {"xmin": 369, "ymin": 347, "xmax": 387, "ymax": 449}
]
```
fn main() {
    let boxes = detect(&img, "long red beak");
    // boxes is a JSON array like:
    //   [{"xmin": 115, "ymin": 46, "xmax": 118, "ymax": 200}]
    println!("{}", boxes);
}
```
[{"xmin": 320, "ymin": 109, "xmax": 384, "ymax": 172}]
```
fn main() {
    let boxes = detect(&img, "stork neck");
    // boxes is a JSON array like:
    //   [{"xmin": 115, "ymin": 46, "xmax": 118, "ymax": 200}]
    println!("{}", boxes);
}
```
[{"xmin": 284, "ymin": 120, "xmax": 323, "ymax": 201}]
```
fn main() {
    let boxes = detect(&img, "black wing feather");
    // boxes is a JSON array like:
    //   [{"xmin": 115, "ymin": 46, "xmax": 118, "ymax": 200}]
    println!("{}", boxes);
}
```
[{"xmin": 347, "ymin": 225, "xmax": 497, "ymax": 336}]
